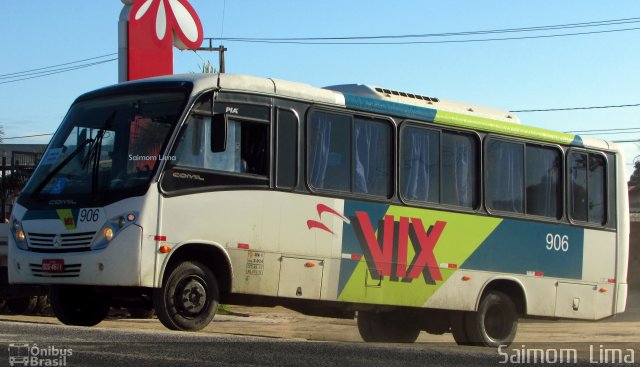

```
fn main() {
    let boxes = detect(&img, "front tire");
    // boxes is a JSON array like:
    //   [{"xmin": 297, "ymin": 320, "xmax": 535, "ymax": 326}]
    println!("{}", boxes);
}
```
[
  {"xmin": 153, "ymin": 261, "xmax": 219, "ymax": 331},
  {"xmin": 357, "ymin": 311, "xmax": 421, "ymax": 343},
  {"xmin": 465, "ymin": 291, "xmax": 518, "ymax": 347},
  {"xmin": 50, "ymin": 286, "xmax": 110, "ymax": 326}
]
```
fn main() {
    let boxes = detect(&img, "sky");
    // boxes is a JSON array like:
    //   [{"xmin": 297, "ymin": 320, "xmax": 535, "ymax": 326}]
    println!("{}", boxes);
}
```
[{"xmin": 1, "ymin": 0, "xmax": 639, "ymax": 178}]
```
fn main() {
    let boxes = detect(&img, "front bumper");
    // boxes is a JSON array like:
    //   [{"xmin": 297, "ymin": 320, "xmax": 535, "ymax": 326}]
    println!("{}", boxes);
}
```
[{"xmin": 8, "ymin": 225, "xmax": 143, "ymax": 287}]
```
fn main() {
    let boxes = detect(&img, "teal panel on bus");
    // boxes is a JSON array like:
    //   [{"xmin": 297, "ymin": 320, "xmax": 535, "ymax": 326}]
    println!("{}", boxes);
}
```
[
  {"xmin": 461, "ymin": 219, "xmax": 584, "ymax": 280},
  {"xmin": 338, "ymin": 200, "xmax": 390, "ymax": 295},
  {"xmin": 343, "ymin": 94, "xmax": 438, "ymax": 122}
]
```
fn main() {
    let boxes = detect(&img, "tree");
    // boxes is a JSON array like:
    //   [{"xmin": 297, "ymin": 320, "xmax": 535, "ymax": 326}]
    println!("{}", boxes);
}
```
[{"xmin": 630, "ymin": 156, "xmax": 640, "ymax": 187}]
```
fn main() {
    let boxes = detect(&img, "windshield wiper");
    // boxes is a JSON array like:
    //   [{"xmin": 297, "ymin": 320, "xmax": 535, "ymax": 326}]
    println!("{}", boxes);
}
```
[
  {"xmin": 30, "ymin": 137, "xmax": 95, "ymax": 199},
  {"xmin": 81, "ymin": 128, "xmax": 106, "ymax": 194},
  {"xmin": 30, "ymin": 112, "xmax": 116, "ymax": 199}
]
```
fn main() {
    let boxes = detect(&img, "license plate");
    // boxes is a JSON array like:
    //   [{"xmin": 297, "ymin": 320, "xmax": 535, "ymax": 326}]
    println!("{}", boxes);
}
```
[{"xmin": 42, "ymin": 259, "xmax": 64, "ymax": 273}]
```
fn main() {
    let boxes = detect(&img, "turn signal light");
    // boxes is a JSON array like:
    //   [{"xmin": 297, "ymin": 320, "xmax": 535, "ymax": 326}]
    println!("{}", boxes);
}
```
[
  {"xmin": 462, "ymin": 275, "xmax": 472, "ymax": 281},
  {"xmin": 159, "ymin": 246, "xmax": 172, "ymax": 254},
  {"xmin": 599, "ymin": 288, "xmax": 608, "ymax": 293}
]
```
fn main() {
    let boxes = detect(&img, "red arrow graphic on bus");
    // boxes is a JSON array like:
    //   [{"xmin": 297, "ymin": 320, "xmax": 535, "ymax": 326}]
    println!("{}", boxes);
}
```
[{"xmin": 307, "ymin": 204, "xmax": 350, "ymax": 235}]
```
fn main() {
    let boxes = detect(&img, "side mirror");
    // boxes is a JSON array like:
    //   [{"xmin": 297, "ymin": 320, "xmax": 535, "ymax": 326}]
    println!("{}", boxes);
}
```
[{"xmin": 211, "ymin": 113, "xmax": 228, "ymax": 153}]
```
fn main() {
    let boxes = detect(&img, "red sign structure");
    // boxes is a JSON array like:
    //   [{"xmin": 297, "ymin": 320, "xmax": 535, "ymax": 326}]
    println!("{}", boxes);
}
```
[{"xmin": 119, "ymin": 0, "xmax": 204, "ymax": 81}]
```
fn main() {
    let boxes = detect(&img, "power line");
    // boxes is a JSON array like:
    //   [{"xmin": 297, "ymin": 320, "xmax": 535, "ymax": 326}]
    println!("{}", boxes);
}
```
[
  {"xmin": 212, "ymin": 26, "xmax": 640, "ymax": 45},
  {"xmin": 512, "ymin": 103, "xmax": 640, "ymax": 113},
  {"xmin": 0, "ymin": 58, "xmax": 117, "ymax": 81},
  {"xmin": 218, "ymin": 16, "xmax": 640, "ymax": 42},
  {"xmin": 2, "ymin": 133, "xmax": 53, "ymax": 140},
  {"xmin": 0, "ymin": 53, "xmax": 117, "ymax": 78},
  {"xmin": 565, "ymin": 127, "xmax": 640, "ymax": 133},
  {"xmin": 0, "ymin": 59, "xmax": 116, "ymax": 85}
]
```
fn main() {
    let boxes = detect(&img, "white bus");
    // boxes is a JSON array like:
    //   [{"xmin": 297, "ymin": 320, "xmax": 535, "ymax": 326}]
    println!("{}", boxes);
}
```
[{"xmin": 8, "ymin": 73, "xmax": 629, "ymax": 347}]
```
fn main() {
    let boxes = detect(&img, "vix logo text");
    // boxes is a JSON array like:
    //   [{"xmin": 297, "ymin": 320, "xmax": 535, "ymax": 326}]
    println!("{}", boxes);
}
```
[{"xmin": 351, "ymin": 212, "xmax": 447, "ymax": 285}]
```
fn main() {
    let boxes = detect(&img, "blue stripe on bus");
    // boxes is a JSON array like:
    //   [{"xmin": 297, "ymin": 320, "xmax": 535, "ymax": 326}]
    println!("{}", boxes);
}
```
[
  {"xmin": 461, "ymin": 219, "xmax": 584, "ymax": 280},
  {"xmin": 343, "ymin": 94, "xmax": 438, "ymax": 122}
]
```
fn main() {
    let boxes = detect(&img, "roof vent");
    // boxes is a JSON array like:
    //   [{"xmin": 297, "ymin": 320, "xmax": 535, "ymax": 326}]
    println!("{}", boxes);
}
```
[{"xmin": 374, "ymin": 87, "xmax": 439, "ymax": 103}]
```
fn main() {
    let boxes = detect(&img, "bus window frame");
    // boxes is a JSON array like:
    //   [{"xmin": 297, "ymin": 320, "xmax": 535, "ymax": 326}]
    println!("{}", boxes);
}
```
[
  {"xmin": 483, "ymin": 135, "xmax": 566, "ymax": 223},
  {"xmin": 305, "ymin": 106, "xmax": 396, "ymax": 202},
  {"xmin": 398, "ymin": 120, "xmax": 483, "ymax": 213},
  {"xmin": 275, "ymin": 107, "xmax": 300, "ymax": 191},
  {"xmin": 159, "ymin": 94, "xmax": 273, "ymax": 197},
  {"xmin": 566, "ymin": 147, "xmax": 610, "ymax": 228}
]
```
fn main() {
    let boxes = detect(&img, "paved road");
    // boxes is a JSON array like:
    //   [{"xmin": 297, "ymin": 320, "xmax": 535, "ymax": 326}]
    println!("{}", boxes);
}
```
[{"xmin": 1, "ymin": 321, "xmax": 638, "ymax": 367}]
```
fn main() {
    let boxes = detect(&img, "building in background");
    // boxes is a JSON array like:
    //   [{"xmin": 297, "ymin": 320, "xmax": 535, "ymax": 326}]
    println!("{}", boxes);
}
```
[
  {"xmin": 0, "ymin": 144, "xmax": 47, "ymax": 221},
  {"xmin": 630, "ymin": 183, "xmax": 639, "ymax": 289}
]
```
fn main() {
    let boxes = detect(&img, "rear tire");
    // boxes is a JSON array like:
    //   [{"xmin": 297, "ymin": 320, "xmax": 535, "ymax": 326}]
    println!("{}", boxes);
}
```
[
  {"xmin": 50, "ymin": 286, "xmax": 110, "ymax": 326},
  {"xmin": 153, "ymin": 261, "xmax": 219, "ymax": 331},
  {"xmin": 450, "ymin": 311, "xmax": 472, "ymax": 345},
  {"xmin": 465, "ymin": 291, "xmax": 518, "ymax": 347},
  {"xmin": 6, "ymin": 296, "xmax": 38, "ymax": 314},
  {"xmin": 357, "ymin": 311, "xmax": 420, "ymax": 343}
]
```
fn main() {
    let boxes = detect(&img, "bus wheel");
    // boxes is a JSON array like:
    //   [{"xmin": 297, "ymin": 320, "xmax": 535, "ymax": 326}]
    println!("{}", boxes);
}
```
[
  {"xmin": 50, "ymin": 285, "xmax": 110, "ymax": 326},
  {"xmin": 450, "ymin": 311, "xmax": 472, "ymax": 345},
  {"xmin": 153, "ymin": 261, "xmax": 219, "ymax": 331},
  {"xmin": 6, "ymin": 296, "xmax": 38, "ymax": 314},
  {"xmin": 465, "ymin": 291, "xmax": 518, "ymax": 347},
  {"xmin": 357, "ymin": 311, "xmax": 420, "ymax": 343}
]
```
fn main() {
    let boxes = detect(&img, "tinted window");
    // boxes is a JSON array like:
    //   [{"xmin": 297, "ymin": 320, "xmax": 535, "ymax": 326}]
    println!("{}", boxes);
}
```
[
  {"xmin": 526, "ymin": 145, "xmax": 562, "ymax": 218},
  {"xmin": 485, "ymin": 139, "xmax": 524, "ymax": 213},
  {"xmin": 276, "ymin": 110, "xmax": 298, "ymax": 189},
  {"xmin": 442, "ymin": 131, "xmax": 478, "ymax": 208},
  {"xmin": 588, "ymin": 154, "xmax": 606, "ymax": 224},
  {"xmin": 354, "ymin": 118, "xmax": 392, "ymax": 197},
  {"xmin": 308, "ymin": 112, "xmax": 351, "ymax": 191},
  {"xmin": 569, "ymin": 151, "xmax": 606, "ymax": 225},
  {"xmin": 400, "ymin": 126, "xmax": 439, "ymax": 203}
]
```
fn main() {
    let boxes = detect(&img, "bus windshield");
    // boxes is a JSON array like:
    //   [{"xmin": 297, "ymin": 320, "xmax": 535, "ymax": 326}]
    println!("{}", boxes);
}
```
[{"xmin": 22, "ymin": 91, "xmax": 188, "ymax": 204}]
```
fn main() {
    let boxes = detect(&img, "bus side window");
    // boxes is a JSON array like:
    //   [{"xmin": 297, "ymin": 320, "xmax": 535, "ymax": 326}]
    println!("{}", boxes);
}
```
[
  {"xmin": 525, "ymin": 145, "xmax": 562, "ymax": 219},
  {"xmin": 485, "ymin": 139, "xmax": 524, "ymax": 213},
  {"xmin": 308, "ymin": 111, "xmax": 351, "ymax": 191},
  {"xmin": 353, "ymin": 117, "xmax": 392, "ymax": 197},
  {"xmin": 276, "ymin": 109, "xmax": 298, "ymax": 189},
  {"xmin": 441, "ymin": 131, "xmax": 479, "ymax": 208},
  {"xmin": 173, "ymin": 115, "xmax": 269, "ymax": 176},
  {"xmin": 569, "ymin": 151, "xmax": 606, "ymax": 225},
  {"xmin": 400, "ymin": 126, "xmax": 439, "ymax": 203}
]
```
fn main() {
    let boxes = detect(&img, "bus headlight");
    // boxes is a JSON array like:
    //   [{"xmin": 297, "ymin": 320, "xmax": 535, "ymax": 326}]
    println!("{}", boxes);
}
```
[
  {"xmin": 91, "ymin": 212, "xmax": 138, "ymax": 250},
  {"xmin": 10, "ymin": 218, "xmax": 28, "ymax": 250},
  {"xmin": 103, "ymin": 227, "xmax": 114, "ymax": 242}
]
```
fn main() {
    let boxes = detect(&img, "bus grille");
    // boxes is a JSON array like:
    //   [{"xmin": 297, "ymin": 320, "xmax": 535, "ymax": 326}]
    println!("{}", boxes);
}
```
[
  {"xmin": 29, "ymin": 263, "xmax": 81, "ymax": 278},
  {"xmin": 27, "ymin": 231, "xmax": 96, "ymax": 252}
]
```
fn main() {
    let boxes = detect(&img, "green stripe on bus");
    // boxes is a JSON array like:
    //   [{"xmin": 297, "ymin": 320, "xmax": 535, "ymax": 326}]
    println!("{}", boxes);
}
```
[{"xmin": 434, "ymin": 110, "xmax": 578, "ymax": 146}]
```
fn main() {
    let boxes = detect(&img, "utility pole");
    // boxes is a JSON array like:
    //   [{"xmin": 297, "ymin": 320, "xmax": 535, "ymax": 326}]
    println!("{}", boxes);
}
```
[{"xmin": 198, "ymin": 39, "xmax": 227, "ymax": 73}]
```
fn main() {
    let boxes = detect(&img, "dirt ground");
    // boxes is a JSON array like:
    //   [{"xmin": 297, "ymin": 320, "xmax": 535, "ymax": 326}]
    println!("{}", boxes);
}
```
[{"xmin": 2, "ymin": 290, "xmax": 639, "ymax": 345}]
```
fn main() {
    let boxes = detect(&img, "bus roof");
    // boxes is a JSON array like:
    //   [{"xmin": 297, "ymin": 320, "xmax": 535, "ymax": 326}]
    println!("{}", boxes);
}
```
[{"xmin": 121, "ymin": 73, "xmax": 612, "ymax": 151}]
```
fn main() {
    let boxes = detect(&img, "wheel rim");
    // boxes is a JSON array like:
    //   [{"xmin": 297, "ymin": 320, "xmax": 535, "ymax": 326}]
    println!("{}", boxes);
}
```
[
  {"xmin": 484, "ymin": 304, "xmax": 511, "ymax": 341},
  {"xmin": 175, "ymin": 275, "xmax": 208, "ymax": 316}
]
